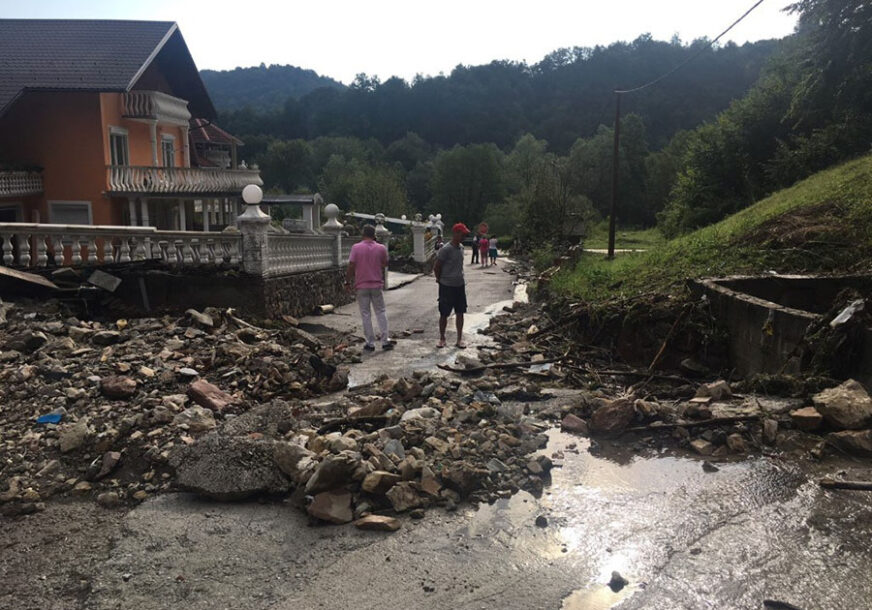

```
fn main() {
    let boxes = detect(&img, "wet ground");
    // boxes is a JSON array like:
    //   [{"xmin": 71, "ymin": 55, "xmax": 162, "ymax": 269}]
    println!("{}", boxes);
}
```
[{"xmin": 3, "ymin": 261, "xmax": 872, "ymax": 610}]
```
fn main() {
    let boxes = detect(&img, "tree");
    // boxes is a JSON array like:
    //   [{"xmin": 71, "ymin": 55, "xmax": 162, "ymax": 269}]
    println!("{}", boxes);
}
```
[
  {"xmin": 260, "ymin": 139, "xmax": 313, "ymax": 193},
  {"xmin": 430, "ymin": 144, "xmax": 505, "ymax": 226}
]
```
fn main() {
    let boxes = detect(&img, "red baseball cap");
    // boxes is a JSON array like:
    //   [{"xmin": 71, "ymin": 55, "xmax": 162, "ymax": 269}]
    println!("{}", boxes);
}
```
[{"xmin": 452, "ymin": 222, "xmax": 471, "ymax": 235}]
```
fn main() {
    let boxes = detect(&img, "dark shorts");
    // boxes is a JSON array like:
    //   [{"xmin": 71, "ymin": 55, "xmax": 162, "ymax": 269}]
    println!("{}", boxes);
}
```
[
  {"xmin": 488, "ymin": 248, "xmax": 497, "ymax": 258},
  {"xmin": 438, "ymin": 283, "xmax": 467, "ymax": 317}
]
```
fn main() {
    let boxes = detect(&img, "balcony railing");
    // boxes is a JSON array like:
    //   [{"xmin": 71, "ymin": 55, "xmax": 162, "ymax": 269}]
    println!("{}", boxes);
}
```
[
  {"xmin": 0, "ymin": 170, "xmax": 43, "ymax": 197},
  {"xmin": 107, "ymin": 165, "xmax": 263, "ymax": 195},
  {"xmin": 122, "ymin": 91, "xmax": 191, "ymax": 126}
]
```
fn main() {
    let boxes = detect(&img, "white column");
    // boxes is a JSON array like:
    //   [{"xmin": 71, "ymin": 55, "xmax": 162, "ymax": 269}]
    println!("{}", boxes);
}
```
[
  {"xmin": 203, "ymin": 200, "xmax": 210, "ymax": 232},
  {"xmin": 302, "ymin": 204, "xmax": 314, "ymax": 232},
  {"xmin": 128, "ymin": 199, "xmax": 138, "ymax": 226},
  {"xmin": 149, "ymin": 121, "xmax": 159, "ymax": 166},
  {"xmin": 178, "ymin": 200, "xmax": 187, "ymax": 231},
  {"xmin": 182, "ymin": 126, "xmax": 190, "ymax": 167},
  {"xmin": 411, "ymin": 224, "xmax": 427, "ymax": 262},
  {"xmin": 218, "ymin": 198, "xmax": 226, "ymax": 227},
  {"xmin": 140, "ymin": 198, "xmax": 150, "ymax": 227}
]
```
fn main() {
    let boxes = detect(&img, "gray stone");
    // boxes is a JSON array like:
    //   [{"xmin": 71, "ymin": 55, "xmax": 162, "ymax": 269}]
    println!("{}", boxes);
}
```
[
  {"xmin": 274, "ymin": 442, "xmax": 317, "ymax": 486},
  {"xmin": 383, "ymin": 438, "xmax": 405, "ymax": 460},
  {"xmin": 171, "ymin": 435, "xmax": 291, "ymax": 501},
  {"xmin": 187, "ymin": 379, "xmax": 235, "ymax": 412},
  {"xmin": 690, "ymin": 439, "xmax": 715, "ymax": 456},
  {"xmin": 385, "ymin": 481, "xmax": 424, "ymax": 512},
  {"xmin": 3, "ymin": 330, "xmax": 48, "ymax": 353},
  {"xmin": 173, "ymin": 406, "xmax": 217, "ymax": 433},
  {"xmin": 304, "ymin": 452, "xmax": 359, "ymax": 495},
  {"xmin": 813, "ymin": 380, "xmax": 872, "ymax": 430},
  {"xmin": 763, "ymin": 418, "xmax": 779, "ymax": 444},
  {"xmin": 92, "ymin": 330, "xmax": 122, "ymax": 346},
  {"xmin": 96, "ymin": 451, "xmax": 122, "ymax": 480},
  {"xmin": 87, "ymin": 269, "xmax": 122, "ymax": 292},
  {"xmin": 826, "ymin": 429, "xmax": 872, "ymax": 457},
  {"xmin": 59, "ymin": 419, "xmax": 93, "ymax": 453},
  {"xmin": 185, "ymin": 308, "xmax": 214, "ymax": 328},
  {"xmin": 96, "ymin": 491, "xmax": 122, "ymax": 508},
  {"xmin": 400, "ymin": 407, "xmax": 440, "ymax": 422}
]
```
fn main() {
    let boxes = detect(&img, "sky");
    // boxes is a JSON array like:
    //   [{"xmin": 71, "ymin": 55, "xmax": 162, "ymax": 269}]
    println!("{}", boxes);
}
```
[{"xmin": 0, "ymin": 0, "xmax": 798, "ymax": 84}]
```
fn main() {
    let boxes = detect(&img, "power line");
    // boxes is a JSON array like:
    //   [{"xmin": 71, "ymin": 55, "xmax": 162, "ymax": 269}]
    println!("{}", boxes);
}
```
[{"xmin": 615, "ymin": 0, "xmax": 767, "ymax": 94}]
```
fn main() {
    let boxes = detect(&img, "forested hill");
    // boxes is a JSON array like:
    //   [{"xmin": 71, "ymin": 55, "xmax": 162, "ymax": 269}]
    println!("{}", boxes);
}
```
[
  {"xmin": 200, "ymin": 64, "xmax": 345, "ymax": 112},
  {"xmin": 215, "ymin": 36, "xmax": 780, "ymax": 152}
]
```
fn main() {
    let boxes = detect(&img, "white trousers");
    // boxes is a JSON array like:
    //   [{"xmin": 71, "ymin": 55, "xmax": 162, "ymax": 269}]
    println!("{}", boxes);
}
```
[{"xmin": 357, "ymin": 288, "xmax": 389, "ymax": 346}]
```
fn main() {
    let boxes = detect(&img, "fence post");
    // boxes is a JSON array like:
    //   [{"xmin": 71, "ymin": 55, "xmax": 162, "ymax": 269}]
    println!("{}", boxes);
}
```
[
  {"xmin": 321, "ymin": 203, "xmax": 343, "ymax": 266},
  {"xmin": 237, "ymin": 186, "xmax": 270, "ymax": 276},
  {"xmin": 411, "ymin": 223, "xmax": 427, "ymax": 262}
]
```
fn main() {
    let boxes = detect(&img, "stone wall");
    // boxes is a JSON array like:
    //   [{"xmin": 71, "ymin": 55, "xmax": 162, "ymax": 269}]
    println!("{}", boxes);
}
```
[
  {"xmin": 261, "ymin": 267, "xmax": 353, "ymax": 318},
  {"xmin": 109, "ymin": 264, "xmax": 353, "ymax": 320}
]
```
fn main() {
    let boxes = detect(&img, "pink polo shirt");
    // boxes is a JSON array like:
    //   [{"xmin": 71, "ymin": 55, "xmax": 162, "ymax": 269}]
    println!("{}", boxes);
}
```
[{"xmin": 349, "ymin": 239, "xmax": 388, "ymax": 289}]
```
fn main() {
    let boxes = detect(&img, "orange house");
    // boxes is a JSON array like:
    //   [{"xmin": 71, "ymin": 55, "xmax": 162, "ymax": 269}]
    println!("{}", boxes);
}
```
[{"xmin": 0, "ymin": 19, "xmax": 262, "ymax": 231}]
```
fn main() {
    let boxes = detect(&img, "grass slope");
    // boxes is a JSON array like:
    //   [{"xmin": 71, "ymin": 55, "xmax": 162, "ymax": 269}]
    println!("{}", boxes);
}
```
[{"xmin": 551, "ymin": 154, "xmax": 872, "ymax": 301}]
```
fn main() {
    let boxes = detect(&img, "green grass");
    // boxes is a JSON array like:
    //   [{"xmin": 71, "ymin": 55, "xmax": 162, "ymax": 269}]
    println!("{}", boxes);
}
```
[
  {"xmin": 550, "ymin": 154, "xmax": 872, "ymax": 302},
  {"xmin": 582, "ymin": 222, "xmax": 665, "ymax": 250}
]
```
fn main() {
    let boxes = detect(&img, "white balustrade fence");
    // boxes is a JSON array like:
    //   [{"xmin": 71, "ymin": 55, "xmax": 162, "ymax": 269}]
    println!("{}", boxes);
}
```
[
  {"xmin": 0, "ymin": 170, "xmax": 43, "ymax": 197},
  {"xmin": 107, "ymin": 166, "xmax": 263, "ymax": 195},
  {"xmin": 0, "ymin": 224, "xmax": 241, "ymax": 268},
  {"xmin": 424, "ymin": 235, "xmax": 437, "ymax": 260},
  {"xmin": 266, "ymin": 234, "xmax": 337, "ymax": 276}
]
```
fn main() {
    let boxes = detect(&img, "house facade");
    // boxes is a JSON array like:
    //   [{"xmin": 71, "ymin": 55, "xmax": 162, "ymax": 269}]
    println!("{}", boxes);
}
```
[{"xmin": 0, "ymin": 19, "xmax": 261, "ymax": 231}]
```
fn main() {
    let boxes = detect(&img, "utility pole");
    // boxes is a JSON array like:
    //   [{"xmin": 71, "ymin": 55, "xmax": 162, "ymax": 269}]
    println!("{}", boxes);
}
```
[{"xmin": 608, "ymin": 91, "xmax": 621, "ymax": 259}]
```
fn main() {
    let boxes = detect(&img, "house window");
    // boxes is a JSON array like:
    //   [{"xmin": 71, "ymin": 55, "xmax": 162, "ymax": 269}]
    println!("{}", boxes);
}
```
[
  {"xmin": 49, "ymin": 201, "xmax": 92, "ymax": 225},
  {"xmin": 0, "ymin": 203, "xmax": 22, "ymax": 222},
  {"xmin": 161, "ymin": 136, "xmax": 175, "ymax": 167},
  {"xmin": 109, "ymin": 128, "xmax": 129, "ymax": 166}
]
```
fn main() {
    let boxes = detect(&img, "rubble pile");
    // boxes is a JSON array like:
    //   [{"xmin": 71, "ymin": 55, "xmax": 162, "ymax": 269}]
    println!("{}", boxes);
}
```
[
  {"xmin": 171, "ymin": 372, "xmax": 554, "ymax": 525},
  {"xmin": 0, "ymin": 299, "xmax": 354, "ymax": 516}
]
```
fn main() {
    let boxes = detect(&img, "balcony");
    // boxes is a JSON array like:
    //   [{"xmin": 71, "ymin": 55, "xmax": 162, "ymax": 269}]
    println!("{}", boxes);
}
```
[
  {"xmin": 0, "ymin": 170, "xmax": 43, "ymax": 198},
  {"xmin": 107, "ymin": 166, "xmax": 263, "ymax": 196},
  {"xmin": 122, "ymin": 91, "xmax": 192, "ymax": 126}
]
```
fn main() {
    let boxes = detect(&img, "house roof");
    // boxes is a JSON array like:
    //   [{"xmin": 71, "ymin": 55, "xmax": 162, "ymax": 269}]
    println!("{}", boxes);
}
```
[
  {"xmin": 0, "ymin": 19, "xmax": 216, "ymax": 119},
  {"xmin": 189, "ymin": 118, "xmax": 244, "ymax": 146}
]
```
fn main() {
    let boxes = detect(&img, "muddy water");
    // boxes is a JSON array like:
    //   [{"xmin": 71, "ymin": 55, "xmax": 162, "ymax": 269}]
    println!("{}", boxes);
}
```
[{"xmin": 461, "ymin": 429, "xmax": 872, "ymax": 609}]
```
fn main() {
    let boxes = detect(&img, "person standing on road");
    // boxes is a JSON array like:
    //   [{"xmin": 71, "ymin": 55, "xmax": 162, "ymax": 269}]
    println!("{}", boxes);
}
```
[
  {"xmin": 478, "ymin": 234, "xmax": 489, "ymax": 268},
  {"xmin": 435, "ymin": 222, "xmax": 470, "ymax": 349},
  {"xmin": 489, "ymin": 235, "xmax": 498, "ymax": 266},
  {"xmin": 346, "ymin": 224, "xmax": 394, "ymax": 352},
  {"xmin": 471, "ymin": 234, "xmax": 480, "ymax": 265}
]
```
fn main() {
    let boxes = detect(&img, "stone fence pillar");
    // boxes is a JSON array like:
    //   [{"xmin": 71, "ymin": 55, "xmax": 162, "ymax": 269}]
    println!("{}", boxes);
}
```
[
  {"xmin": 238, "ymin": 185, "xmax": 270, "ymax": 276},
  {"xmin": 321, "ymin": 203, "xmax": 344, "ymax": 267},
  {"xmin": 411, "ymin": 223, "xmax": 427, "ymax": 262}
]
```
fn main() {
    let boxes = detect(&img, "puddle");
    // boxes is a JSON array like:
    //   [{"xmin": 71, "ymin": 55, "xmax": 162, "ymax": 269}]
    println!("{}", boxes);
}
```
[{"xmin": 561, "ymin": 584, "xmax": 636, "ymax": 610}]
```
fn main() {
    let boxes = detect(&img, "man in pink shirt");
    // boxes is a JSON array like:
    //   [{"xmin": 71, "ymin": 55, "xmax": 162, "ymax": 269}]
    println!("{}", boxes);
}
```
[{"xmin": 345, "ymin": 225, "xmax": 393, "ymax": 351}]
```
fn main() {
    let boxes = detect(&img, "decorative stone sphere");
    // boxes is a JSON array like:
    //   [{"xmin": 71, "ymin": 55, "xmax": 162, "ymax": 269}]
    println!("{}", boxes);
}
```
[
  {"xmin": 242, "ymin": 184, "xmax": 263, "ymax": 205},
  {"xmin": 324, "ymin": 203, "xmax": 340, "ymax": 219}
]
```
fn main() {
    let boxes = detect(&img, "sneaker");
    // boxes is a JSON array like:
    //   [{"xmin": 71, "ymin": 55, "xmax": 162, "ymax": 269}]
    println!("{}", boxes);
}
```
[
  {"xmin": 363, "ymin": 344, "xmax": 375, "ymax": 352},
  {"xmin": 382, "ymin": 342, "xmax": 395, "ymax": 351}
]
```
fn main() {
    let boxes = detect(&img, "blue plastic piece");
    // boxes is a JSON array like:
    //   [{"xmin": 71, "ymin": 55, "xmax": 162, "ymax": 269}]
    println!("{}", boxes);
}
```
[{"xmin": 36, "ymin": 413, "xmax": 63, "ymax": 424}]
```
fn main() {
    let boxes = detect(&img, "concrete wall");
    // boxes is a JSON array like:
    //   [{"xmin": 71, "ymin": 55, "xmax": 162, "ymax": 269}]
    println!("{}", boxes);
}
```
[
  {"xmin": 691, "ymin": 278, "xmax": 818, "ymax": 377},
  {"xmin": 716, "ymin": 275, "xmax": 872, "ymax": 314}
]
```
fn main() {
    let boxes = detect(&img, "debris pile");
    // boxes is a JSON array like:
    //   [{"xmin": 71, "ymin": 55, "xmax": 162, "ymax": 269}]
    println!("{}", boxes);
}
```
[
  {"xmin": 0, "ymin": 299, "xmax": 353, "ymax": 516},
  {"xmin": 171, "ymin": 372, "xmax": 554, "ymax": 525}
]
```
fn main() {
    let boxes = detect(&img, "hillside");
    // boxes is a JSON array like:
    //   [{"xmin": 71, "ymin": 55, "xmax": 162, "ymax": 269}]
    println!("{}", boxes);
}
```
[
  {"xmin": 201, "ymin": 64, "xmax": 344, "ymax": 111},
  {"xmin": 217, "ymin": 37, "xmax": 780, "ymax": 151},
  {"xmin": 547, "ymin": 153, "xmax": 872, "ymax": 301}
]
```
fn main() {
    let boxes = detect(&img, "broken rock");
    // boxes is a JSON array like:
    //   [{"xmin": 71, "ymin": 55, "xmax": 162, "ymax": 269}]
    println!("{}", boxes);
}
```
[
  {"xmin": 362, "ymin": 470, "xmax": 402, "ymax": 495},
  {"xmin": 385, "ymin": 481, "xmax": 424, "ymax": 512},
  {"xmin": 187, "ymin": 379, "xmax": 236, "ymax": 412},
  {"xmin": 826, "ymin": 429, "xmax": 872, "ymax": 457},
  {"xmin": 354, "ymin": 514, "xmax": 401, "ymax": 532},
  {"xmin": 590, "ymin": 398, "xmax": 634, "ymax": 437},
  {"xmin": 59, "ymin": 419, "xmax": 93, "ymax": 453},
  {"xmin": 308, "ymin": 490, "xmax": 353, "ymax": 524},
  {"xmin": 305, "ymin": 452, "xmax": 359, "ymax": 495},
  {"xmin": 790, "ymin": 407, "xmax": 824, "ymax": 432},
  {"xmin": 561, "ymin": 413, "xmax": 589, "ymax": 435},
  {"xmin": 173, "ymin": 406, "xmax": 217, "ymax": 433},
  {"xmin": 100, "ymin": 376, "xmax": 137, "ymax": 399},
  {"xmin": 812, "ymin": 380, "xmax": 872, "ymax": 430}
]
